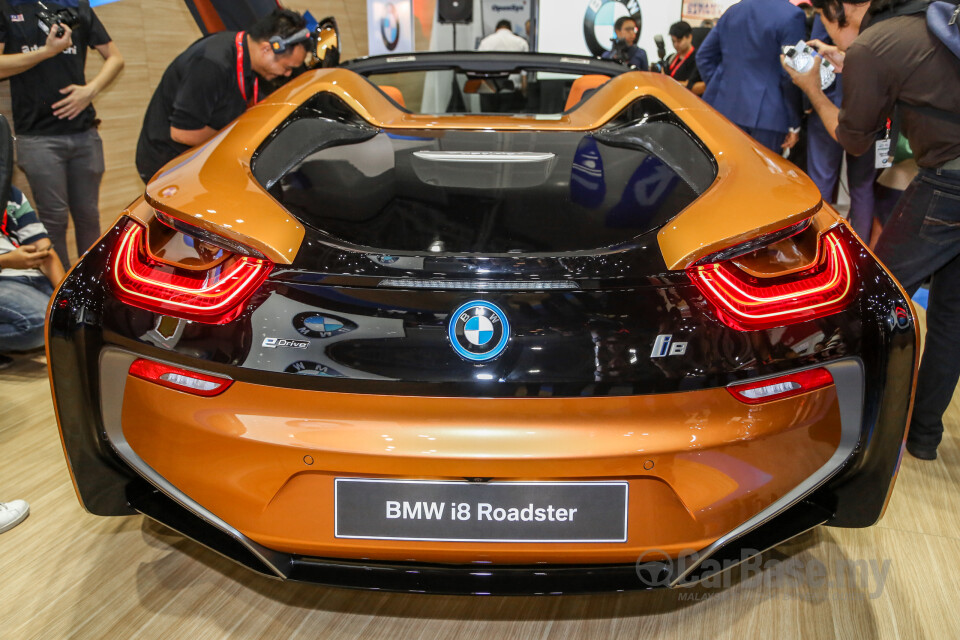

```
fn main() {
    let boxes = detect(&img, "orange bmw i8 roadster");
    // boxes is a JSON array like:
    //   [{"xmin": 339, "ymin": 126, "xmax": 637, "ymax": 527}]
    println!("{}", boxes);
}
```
[{"xmin": 48, "ymin": 50, "xmax": 918, "ymax": 594}]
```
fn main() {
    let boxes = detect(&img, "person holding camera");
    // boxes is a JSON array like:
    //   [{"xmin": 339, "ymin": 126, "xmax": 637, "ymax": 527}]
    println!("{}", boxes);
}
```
[
  {"xmin": 664, "ymin": 21, "xmax": 704, "ymax": 95},
  {"xmin": 0, "ymin": 0, "xmax": 123, "ymax": 270},
  {"xmin": 783, "ymin": 0, "xmax": 960, "ymax": 460},
  {"xmin": 135, "ymin": 8, "xmax": 309, "ymax": 184},
  {"xmin": 601, "ymin": 16, "xmax": 649, "ymax": 71},
  {"xmin": 696, "ymin": 0, "xmax": 807, "ymax": 154}
]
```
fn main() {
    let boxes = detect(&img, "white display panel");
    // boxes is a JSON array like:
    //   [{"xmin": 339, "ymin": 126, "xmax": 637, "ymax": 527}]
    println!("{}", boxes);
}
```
[
  {"xmin": 537, "ymin": 0, "xmax": 684, "ymax": 64},
  {"xmin": 368, "ymin": 0, "xmax": 415, "ymax": 56},
  {"xmin": 480, "ymin": 0, "xmax": 532, "ymax": 38}
]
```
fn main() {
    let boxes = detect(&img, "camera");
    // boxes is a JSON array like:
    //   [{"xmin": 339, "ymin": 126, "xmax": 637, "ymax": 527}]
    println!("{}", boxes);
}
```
[
  {"xmin": 782, "ymin": 40, "xmax": 836, "ymax": 90},
  {"xmin": 36, "ymin": 2, "xmax": 80, "ymax": 38},
  {"xmin": 609, "ymin": 37, "xmax": 633, "ymax": 64}
]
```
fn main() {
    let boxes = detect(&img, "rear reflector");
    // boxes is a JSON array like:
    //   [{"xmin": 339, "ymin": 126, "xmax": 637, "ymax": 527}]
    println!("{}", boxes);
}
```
[
  {"xmin": 111, "ymin": 221, "xmax": 272, "ymax": 324},
  {"xmin": 727, "ymin": 367, "xmax": 833, "ymax": 404},
  {"xmin": 129, "ymin": 359, "xmax": 232, "ymax": 397},
  {"xmin": 688, "ymin": 229, "xmax": 854, "ymax": 331}
]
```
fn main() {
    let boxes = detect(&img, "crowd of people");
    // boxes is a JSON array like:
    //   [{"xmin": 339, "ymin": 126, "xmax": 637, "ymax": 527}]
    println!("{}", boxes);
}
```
[
  {"xmin": 0, "ymin": 0, "xmax": 958, "ymax": 532},
  {"xmin": 593, "ymin": 0, "xmax": 959, "ymax": 461},
  {"xmin": 0, "ymin": 4, "xmax": 310, "ymax": 534}
]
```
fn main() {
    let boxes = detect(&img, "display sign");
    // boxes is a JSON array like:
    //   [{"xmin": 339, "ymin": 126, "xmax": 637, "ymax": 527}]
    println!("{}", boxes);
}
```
[
  {"xmin": 681, "ymin": 0, "xmax": 740, "ymax": 24},
  {"xmin": 335, "ymin": 479, "xmax": 629, "ymax": 542},
  {"xmin": 368, "ymin": 0, "xmax": 415, "ymax": 56},
  {"xmin": 537, "ymin": 0, "xmax": 683, "ymax": 65},
  {"xmin": 480, "ymin": 0, "xmax": 532, "ymax": 38}
]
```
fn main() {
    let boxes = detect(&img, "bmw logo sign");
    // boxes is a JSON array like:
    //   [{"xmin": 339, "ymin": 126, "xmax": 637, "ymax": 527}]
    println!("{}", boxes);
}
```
[
  {"xmin": 448, "ymin": 301, "xmax": 510, "ymax": 362},
  {"xmin": 293, "ymin": 312, "xmax": 356, "ymax": 338},
  {"xmin": 380, "ymin": 3, "xmax": 400, "ymax": 51},
  {"xmin": 583, "ymin": 0, "xmax": 642, "ymax": 57}
]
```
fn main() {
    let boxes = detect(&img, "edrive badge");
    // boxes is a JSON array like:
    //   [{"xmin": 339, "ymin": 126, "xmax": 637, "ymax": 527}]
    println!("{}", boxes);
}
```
[{"xmin": 448, "ymin": 301, "xmax": 510, "ymax": 362}]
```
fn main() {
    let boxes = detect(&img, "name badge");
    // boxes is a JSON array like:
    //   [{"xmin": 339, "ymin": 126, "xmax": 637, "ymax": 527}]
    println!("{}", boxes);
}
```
[{"xmin": 875, "ymin": 139, "xmax": 893, "ymax": 169}]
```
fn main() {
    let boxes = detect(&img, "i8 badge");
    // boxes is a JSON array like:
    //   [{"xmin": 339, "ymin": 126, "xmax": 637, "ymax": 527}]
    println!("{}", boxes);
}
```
[{"xmin": 448, "ymin": 301, "xmax": 510, "ymax": 362}]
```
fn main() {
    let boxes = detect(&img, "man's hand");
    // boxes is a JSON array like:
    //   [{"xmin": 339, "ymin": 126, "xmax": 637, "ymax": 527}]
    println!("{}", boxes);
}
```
[
  {"xmin": 41, "ymin": 23, "xmax": 73, "ymax": 59},
  {"xmin": 0, "ymin": 245, "xmax": 50, "ymax": 270},
  {"xmin": 782, "ymin": 130, "xmax": 800, "ymax": 150},
  {"xmin": 52, "ymin": 83, "xmax": 96, "ymax": 120},
  {"xmin": 807, "ymin": 39, "xmax": 845, "ymax": 72},
  {"xmin": 782, "ymin": 53, "xmax": 823, "ymax": 97}
]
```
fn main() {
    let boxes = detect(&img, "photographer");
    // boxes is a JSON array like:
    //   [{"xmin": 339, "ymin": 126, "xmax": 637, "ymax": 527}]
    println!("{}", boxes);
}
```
[
  {"xmin": 601, "ymin": 17, "xmax": 649, "ymax": 71},
  {"xmin": 0, "ymin": 0, "xmax": 124, "ymax": 270},
  {"xmin": 136, "ymin": 8, "xmax": 309, "ymax": 183},
  {"xmin": 664, "ymin": 21, "xmax": 704, "ymax": 95},
  {"xmin": 783, "ymin": 0, "xmax": 960, "ymax": 460}
]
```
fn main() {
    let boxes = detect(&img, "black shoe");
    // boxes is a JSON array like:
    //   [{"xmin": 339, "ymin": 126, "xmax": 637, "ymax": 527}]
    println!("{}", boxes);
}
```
[
  {"xmin": 906, "ymin": 440, "xmax": 937, "ymax": 460},
  {"xmin": 0, "ymin": 355, "xmax": 13, "ymax": 370}
]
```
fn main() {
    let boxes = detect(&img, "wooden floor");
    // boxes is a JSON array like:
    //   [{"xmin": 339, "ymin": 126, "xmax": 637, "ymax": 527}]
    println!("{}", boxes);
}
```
[{"xmin": 2, "ymin": 311, "xmax": 958, "ymax": 640}]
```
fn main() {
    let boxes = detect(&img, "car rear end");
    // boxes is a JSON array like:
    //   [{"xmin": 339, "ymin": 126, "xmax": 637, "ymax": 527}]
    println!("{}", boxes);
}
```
[{"xmin": 47, "ymin": 59, "xmax": 917, "ymax": 594}]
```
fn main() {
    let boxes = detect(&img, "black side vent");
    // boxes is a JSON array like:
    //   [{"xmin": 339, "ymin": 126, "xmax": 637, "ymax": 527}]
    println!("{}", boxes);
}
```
[
  {"xmin": 595, "ymin": 96, "xmax": 718, "ymax": 195},
  {"xmin": 252, "ymin": 93, "xmax": 379, "ymax": 190}
]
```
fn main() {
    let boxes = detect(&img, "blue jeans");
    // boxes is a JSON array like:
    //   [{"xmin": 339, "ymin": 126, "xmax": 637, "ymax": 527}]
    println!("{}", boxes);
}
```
[
  {"xmin": 874, "ymin": 167, "xmax": 960, "ymax": 449},
  {"xmin": 0, "ymin": 275, "xmax": 54, "ymax": 353}
]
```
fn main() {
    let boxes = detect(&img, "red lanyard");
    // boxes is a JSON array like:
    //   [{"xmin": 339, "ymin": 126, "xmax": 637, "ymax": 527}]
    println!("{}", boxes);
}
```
[
  {"xmin": 668, "ymin": 46, "xmax": 694, "ymax": 78},
  {"xmin": 235, "ymin": 31, "xmax": 259, "ymax": 105}
]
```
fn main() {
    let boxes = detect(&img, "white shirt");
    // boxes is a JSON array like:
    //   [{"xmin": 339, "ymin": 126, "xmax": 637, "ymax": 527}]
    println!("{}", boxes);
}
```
[
  {"xmin": 477, "ymin": 28, "xmax": 529, "ymax": 93},
  {"xmin": 477, "ymin": 28, "xmax": 529, "ymax": 53}
]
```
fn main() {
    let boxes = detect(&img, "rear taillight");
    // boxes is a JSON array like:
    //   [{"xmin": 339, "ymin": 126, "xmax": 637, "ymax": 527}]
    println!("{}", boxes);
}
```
[
  {"xmin": 687, "ymin": 228, "xmax": 854, "ymax": 331},
  {"xmin": 110, "ymin": 220, "xmax": 273, "ymax": 324},
  {"xmin": 129, "ymin": 358, "xmax": 232, "ymax": 396},
  {"xmin": 727, "ymin": 367, "xmax": 833, "ymax": 404}
]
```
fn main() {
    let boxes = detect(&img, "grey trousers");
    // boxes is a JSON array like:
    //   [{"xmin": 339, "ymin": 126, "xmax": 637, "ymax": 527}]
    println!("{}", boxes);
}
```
[{"xmin": 15, "ymin": 129, "xmax": 105, "ymax": 269}]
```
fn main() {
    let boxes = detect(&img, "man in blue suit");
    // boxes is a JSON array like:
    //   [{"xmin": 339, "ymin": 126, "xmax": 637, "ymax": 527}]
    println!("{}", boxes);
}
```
[{"xmin": 696, "ymin": 0, "xmax": 807, "ymax": 153}]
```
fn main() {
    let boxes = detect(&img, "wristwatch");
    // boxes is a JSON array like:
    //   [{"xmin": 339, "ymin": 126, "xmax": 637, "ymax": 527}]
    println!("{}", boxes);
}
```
[{"xmin": 788, "ymin": 127, "xmax": 801, "ymax": 134}]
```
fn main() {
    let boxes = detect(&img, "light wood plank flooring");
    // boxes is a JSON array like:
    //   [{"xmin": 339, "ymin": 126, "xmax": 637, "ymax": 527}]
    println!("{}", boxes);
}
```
[{"xmin": 1, "ymin": 310, "xmax": 957, "ymax": 640}]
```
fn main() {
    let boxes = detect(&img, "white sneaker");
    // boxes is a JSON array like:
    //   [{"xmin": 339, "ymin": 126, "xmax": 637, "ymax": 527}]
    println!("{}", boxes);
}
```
[{"xmin": 0, "ymin": 500, "xmax": 29, "ymax": 533}]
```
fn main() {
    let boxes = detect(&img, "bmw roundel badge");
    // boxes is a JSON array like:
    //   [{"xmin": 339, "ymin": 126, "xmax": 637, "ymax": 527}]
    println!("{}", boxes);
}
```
[
  {"xmin": 448, "ymin": 301, "xmax": 510, "ymax": 362},
  {"xmin": 293, "ymin": 312, "xmax": 357, "ymax": 338}
]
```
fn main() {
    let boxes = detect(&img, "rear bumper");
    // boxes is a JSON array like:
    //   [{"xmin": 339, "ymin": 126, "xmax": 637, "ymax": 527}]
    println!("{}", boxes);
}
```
[
  {"xmin": 95, "ymin": 347, "xmax": 862, "ymax": 591},
  {"xmin": 128, "ymin": 484, "xmax": 832, "ymax": 594}
]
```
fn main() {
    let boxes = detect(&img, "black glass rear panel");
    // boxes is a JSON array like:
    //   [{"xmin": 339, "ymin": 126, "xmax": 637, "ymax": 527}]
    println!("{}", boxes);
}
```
[
  {"xmin": 274, "ymin": 128, "xmax": 703, "ymax": 253},
  {"xmin": 257, "ymin": 93, "xmax": 715, "ymax": 254}
]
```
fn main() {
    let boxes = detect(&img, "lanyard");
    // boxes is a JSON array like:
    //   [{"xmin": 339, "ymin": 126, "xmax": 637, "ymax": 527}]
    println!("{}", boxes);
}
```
[
  {"xmin": 235, "ymin": 31, "xmax": 259, "ymax": 105},
  {"xmin": 668, "ymin": 46, "xmax": 694, "ymax": 78}
]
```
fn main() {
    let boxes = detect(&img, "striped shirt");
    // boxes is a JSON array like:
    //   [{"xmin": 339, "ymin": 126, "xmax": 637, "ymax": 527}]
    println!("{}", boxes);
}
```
[{"xmin": 1, "ymin": 186, "xmax": 49, "ymax": 278}]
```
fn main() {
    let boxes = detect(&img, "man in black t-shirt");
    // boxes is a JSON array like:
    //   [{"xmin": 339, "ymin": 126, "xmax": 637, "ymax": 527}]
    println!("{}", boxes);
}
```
[
  {"xmin": 136, "ymin": 9, "xmax": 309, "ymax": 183},
  {"xmin": 664, "ymin": 21, "xmax": 704, "ymax": 96},
  {"xmin": 0, "ymin": 0, "xmax": 123, "ymax": 269}
]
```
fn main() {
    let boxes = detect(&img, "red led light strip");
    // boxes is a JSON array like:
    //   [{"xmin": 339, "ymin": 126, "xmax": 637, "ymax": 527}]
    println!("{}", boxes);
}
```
[
  {"xmin": 689, "ymin": 231, "xmax": 853, "ymax": 331},
  {"xmin": 111, "ymin": 222, "xmax": 272, "ymax": 324}
]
